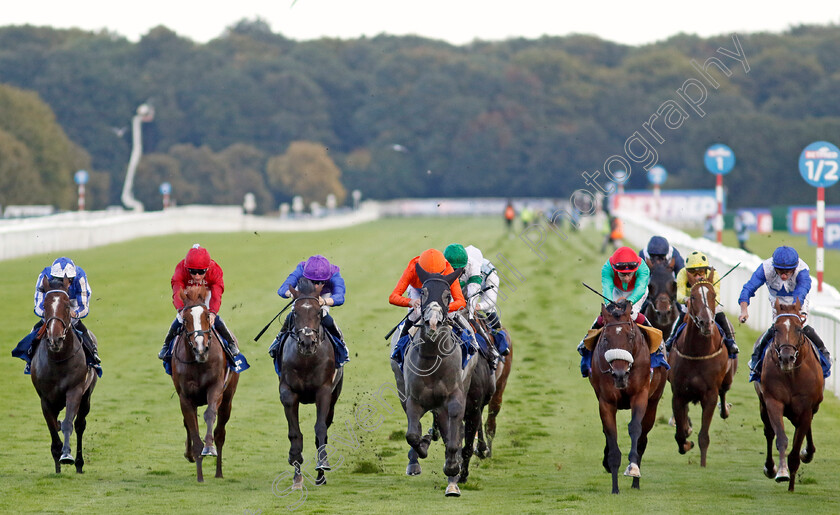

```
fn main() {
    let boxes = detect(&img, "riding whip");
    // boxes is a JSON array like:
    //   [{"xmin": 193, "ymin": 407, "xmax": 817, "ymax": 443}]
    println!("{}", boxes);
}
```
[
  {"xmin": 253, "ymin": 299, "xmax": 294, "ymax": 342},
  {"xmin": 582, "ymin": 282, "xmax": 615, "ymax": 305},
  {"xmin": 713, "ymin": 262, "xmax": 741, "ymax": 286}
]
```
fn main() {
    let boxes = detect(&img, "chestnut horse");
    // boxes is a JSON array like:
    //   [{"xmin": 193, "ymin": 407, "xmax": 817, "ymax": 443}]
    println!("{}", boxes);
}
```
[
  {"xmin": 644, "ymin": 258, "xmax": 680, "ymax": 342},
  {"xmin": 277, "ymin": 278, "xmax": 344, "ymax": 489},
  {"xmin": 669, "ymin": 280, "xmax": 735, "ymax": 467},
  {"xmin": 476, "ymin": 325, "xmax": 513, "ymax": 460},
  {"xmin": 30, "ymin": 276, "xmax": 98, "ymax": 473},
  {"xmin": 755, "ymin": 300, "xmax": 824, "ymax": 491},
  {"xmin": 171, "ymin": 286, "xmax": 239, "ymax": 482},
  {"xmin": 589, "ymin": 300, "xmax": 667, "ymax": 494}
]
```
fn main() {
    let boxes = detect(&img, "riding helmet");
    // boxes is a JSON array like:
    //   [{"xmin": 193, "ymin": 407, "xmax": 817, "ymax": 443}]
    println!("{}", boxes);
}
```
[
  {"xmin": 772, "ymin": 246, "xmax": 799, "ymax": 270},
  {"xmin": 646, "ymin": 236, "xmax": 669, "ymax": 256},
  {"xmin": 685, "ymin": 251, "xmax": 710, "ymax": 270},
  {"xmin": 418, "ymin": 248, "xmax": 448, "ymax": 274},
  {"xmin": 303, "ymin": 255, "xmax": 333, "ymax": 281},
  {"xmin": 609, "ymin": 246, "xmax": 640, "ymax": 273},
  {"xmin": 185, "ymin": 244, "xmax": 211, "ymax": 270},
  {"xmin": 50, "ymin": 257, "xmax": 77, "ymax": 278},
  {"xmin": 443, "ymin": 244, "xmax": 468, "ymax": 269}
]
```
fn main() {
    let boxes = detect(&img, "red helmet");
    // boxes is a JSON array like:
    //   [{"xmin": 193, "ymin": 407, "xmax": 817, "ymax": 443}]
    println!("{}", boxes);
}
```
[
  {"xmin": 417, "ymin": 249, "xmax": 447, "ymax": 274},
  {"xmin": 185, "ymin": 245, "xmax": 211, "ymax": 270},
  {"xmin": 609, "ymin": 246, "xmax": 640, "ymax": 273}
]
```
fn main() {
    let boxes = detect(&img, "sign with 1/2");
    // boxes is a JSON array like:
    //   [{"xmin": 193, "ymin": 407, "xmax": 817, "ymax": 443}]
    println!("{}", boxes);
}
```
[
  {"xmin": 704, "ymin": 144, "xmax": 735, "ymax": 175},
  {"xmin": 799, "ymin": 141, "xmax": 840, "ymax": 188}
]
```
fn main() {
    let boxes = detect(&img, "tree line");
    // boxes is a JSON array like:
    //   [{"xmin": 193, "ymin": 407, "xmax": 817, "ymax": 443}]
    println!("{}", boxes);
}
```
[{"xmin": 1, "ymin": 20, "xmax": 840, "ymax": 213}]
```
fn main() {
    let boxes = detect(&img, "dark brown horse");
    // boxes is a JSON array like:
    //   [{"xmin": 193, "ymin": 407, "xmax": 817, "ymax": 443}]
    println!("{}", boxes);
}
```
[
  {"xmin": 277, "ymin": 278, "xmax": 344, "ymax": 489},
  {"xmin": 476, "ymin": 325, "xmax": 513, "ymax": 459},
  {"xmin": 394, "ymin": 264, "xmax": 475, "ymax": 497},
  {"xmin": 755, "ymin": 300, "xmax": 824, "ymax": 491},
  {"xmin": 644, "ymin": 258, "xmax": 680, "ymax": 342},
  {"xmin": 171, "ymin": 286, "xmax": 239, "ymax": 482},
  {"xmin": 30, "ymin": 276, "xmax": 98, "ymax": 473},
  {"xmin": 589, "ymin": 300, "xmax": 667, "ymax": 494},
  {"xmin": 459, "ymin": 316, "xmax": 497, "ymax": 484},
  {"xmin": 669, "ymin": 280, "xmax": 735, "ymax": 466}
]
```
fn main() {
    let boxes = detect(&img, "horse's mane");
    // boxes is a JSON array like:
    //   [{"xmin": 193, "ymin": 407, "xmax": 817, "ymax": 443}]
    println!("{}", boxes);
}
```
[
  {"xmin": 296, "ymin": 277, "xmax": 317, "ymax": 295},
  {"xmin": 605, "ymin": 302, "xmax": 629, "ymax": 319},
  {"xmin": 47, "ymin": 276, "xmax": 67, "ymax": 290},
  {"xmin": 183, "ymin": 285, "xmax": 208, "ymax": 304}
]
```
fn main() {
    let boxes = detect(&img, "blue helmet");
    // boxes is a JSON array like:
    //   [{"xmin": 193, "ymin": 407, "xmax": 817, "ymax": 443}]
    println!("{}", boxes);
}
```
[
  {"xmin": 772, "ymin": 246, "xmax": 799, "ymax": 270},
  {"xmin": 50, "ymin": 257, "xmax": 77, "ymax": 278},
  {"xmin": 647, "ymin": 236, "xmax": 669, "ymax": 256}
]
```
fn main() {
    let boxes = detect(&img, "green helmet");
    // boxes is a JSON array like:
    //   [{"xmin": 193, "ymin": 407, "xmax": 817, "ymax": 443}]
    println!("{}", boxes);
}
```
[{"xmin": 444, "ymin": 243, "xmax": 468, "ymax": 269}]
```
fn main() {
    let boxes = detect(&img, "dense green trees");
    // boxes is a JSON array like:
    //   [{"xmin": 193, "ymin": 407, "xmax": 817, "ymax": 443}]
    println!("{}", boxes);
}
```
[{"xmin": 2, "ymin": 22, "xmax": 840, "ymax": 211}]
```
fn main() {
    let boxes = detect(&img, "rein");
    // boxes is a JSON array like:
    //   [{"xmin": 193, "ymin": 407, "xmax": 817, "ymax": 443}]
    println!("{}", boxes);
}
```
[
  {"xmin": 42, "ymin": 289, "xmax": 80, "ymax": 362},
  {"xmin": 771, "ymin": 313, "xmax": 806, "ymax": 367},
  {"xmin": 675, "ymin": 282, "xmax": 725, "ymax": 359}
]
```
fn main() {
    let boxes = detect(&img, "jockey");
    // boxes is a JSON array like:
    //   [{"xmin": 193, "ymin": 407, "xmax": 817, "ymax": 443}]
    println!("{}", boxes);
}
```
[
  {"xmin": 12, "ymin": 257, "xmax": 100, "ymax": 374},
  {"xmin": 388, "ymin": 249, "xmax": 468, "ymax": 363},
  {"xmin": 666, "ymin": 251, "xmax": 739, "ymax": 356},
  {"xmin": 444, "ymin": 243, "xmax": 503, "ymax": 366},
  {"xmin": 739, "ymin": 246, "xmax": 831, "ymax": 372},
  {"xmin": 475, "ymin": 255, "xmax": 511, "ymax": 356},
  {"xmin": 158, "ymin": 244, "xmax": 239, "ymax": 360},
  {"xmin": 268, "ymin": 255, "xmax": 349, "ymax": 368},
  {"xmin": 638, "ymin": 235, "xmax": 685, "ymax": 275},
  {"xmin": 577, "ymin": 246, "xmax": 651, "ymax": 376}
]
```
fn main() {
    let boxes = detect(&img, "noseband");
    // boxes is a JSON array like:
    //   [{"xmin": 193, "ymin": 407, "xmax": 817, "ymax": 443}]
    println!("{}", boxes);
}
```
[{"xmin": 598, "ymin": 320, "xmax": 637, "ymax": 373}]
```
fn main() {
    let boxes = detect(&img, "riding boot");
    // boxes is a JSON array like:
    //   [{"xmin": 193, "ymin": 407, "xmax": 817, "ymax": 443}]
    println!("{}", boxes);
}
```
[
  {"xmin": 485, "ymin": 311, "xmax": 502, "ymax": 331},
  {"xmin": 74, "ymin": 320, "xmax": 100, "ymax": 364},
  {"xmin": 749, "ymin": 327, "xmax": 775, "ymax": 370},
  {"xmin": 214, "ymin": 317, "xmax": 239, "ymax": 356},
  {"xmin": 158, "ymin": 319, "xmax": 182, "ymax": 360},
  {"xmin": 714, "ymin": 312, "xmax": 739, "ymax": 355},
  {"xmin": 802, "ymin": 325, "xmax": 831, "ymax": 364},
  {"xmin": 268, "ymin": 313, "xmax": 293, "ymax": 358},
  {"xmin": 323, "ymin": 314, "xmax": 349, "ymax": 367},
  {"xmin": 577, "ymin": 319, "xmax": 602, "ymax": 355}
]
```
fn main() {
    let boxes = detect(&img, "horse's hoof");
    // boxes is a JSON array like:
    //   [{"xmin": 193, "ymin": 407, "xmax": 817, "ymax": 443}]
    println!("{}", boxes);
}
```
[
  {"xmin": 474, "ymin": 447, "xmax": 486, "ymax": 460},
  {"xmin": 316, "ymin": 459, "xmax": 331, "ymax": 472},
  {"xmin": 668, "ymin": 416, "xmax": 676, "ymax": 427},
  {"xmin": 678, "ymin": 441, "xmax": 694, "ymax": 454},
  {"xmin": 59, "ymin": 453, "xmax": 75, "ymax": 465},
  {"xmin": 623, "ymin": 463, "xmax": 640, "ymax": 478},
  {"xmin": 800, "ymin": 449, "xmax": 814, "ymax": 464},
  {"xmin": 763, "ymin": 465, "xmax": 776, "ymax": 479},
  {"xmin": 185, "ymin": 454, "xmax": 195, "ymax": 463},
  {"xmin": 291, "ymin": 473, "xmax": 304, "ymax": 490},
  {"xmin": 775, "ymin": 472, "xmax": 790, "ymax": 483},
  {"xmin": 718, "ymin": 401, "xmax": 732, "ymax": 419},
  {"xmin": 445, "ymin": 483, "xmax": 461, "ymax": 497},
  {"xmin": 406, "ymin": 463, "xmax": 422, "ymax": 476},
  {"xmin": 201, "ymin": 445, "xmax": 217, "ymax": 457},
  {"xmin": 315, "ymin": 475, "xmax": 327, "ymax": 486}
]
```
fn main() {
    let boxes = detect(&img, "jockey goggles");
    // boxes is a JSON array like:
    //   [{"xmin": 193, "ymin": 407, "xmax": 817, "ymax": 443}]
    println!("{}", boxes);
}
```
[
  {"xmin": 613, "ymin": 262, "xmax": 638, "ymax": 272},
  {"xmin": 188, "ymin": 268, "xmax": 208, "ymax": 275}
]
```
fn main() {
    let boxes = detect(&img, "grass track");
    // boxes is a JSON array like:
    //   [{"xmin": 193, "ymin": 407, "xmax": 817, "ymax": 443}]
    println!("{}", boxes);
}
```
[{"xmin": 1, "ymin": 216, "xmax": 838, "ymax": 514}]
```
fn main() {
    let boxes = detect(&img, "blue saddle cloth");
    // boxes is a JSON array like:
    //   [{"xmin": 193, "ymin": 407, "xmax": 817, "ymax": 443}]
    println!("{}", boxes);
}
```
[
  {"xmin": 162, "ymin": 336, "xmax": 250, "ymax": 376},
  {"xmin": 391, "ymin": 327, "xmax": 476, "ymax": 372},
  {"xmin": 749, "ymin": 337, "xmax": 832, "ymax": 383},
  {"xmin": 491, "ymin": 329, "xmax": 510, "ymax": 355},
  {"xmin": 14, "ymin": 330, "xmax": 102, "ymax": 377},
  {"xmin": 272, "ymin": 331, "xmax": 349, "ymax": 378}
]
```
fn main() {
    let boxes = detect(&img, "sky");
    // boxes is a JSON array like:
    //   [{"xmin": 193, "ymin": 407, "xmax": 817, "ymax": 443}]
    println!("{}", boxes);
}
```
[{"xmin": 3, "ymin": 1, "xmax": 840, "ymax": 47}]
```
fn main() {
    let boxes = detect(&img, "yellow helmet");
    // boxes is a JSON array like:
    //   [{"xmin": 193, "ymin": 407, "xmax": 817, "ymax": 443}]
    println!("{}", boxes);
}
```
[{"xmin": 685, "ymin": 251, "xmax": 710, "ymax": 269}]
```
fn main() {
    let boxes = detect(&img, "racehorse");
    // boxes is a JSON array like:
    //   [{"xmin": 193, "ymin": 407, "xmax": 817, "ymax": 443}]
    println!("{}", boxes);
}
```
[
  {"xmin": 277, "ymin": 278, "xmax": 344, "ymax": 489},
  {"xmin": 395, "ymin": 263, "xmax": 476, "ymax": 497},
  {"xmin": 668, "ymin": 280, "xmax": 735, "ymax": 467},
  {"xmin": 589, "ymin": 300, "xmax": 667, "ymax": 494},
  {"xmin": 459, "ymin": 316, "xmax": 497, "ymax": 484},
  {"xmin": 171, "ymin": 286, "xmax": 239, "ymax": 482},
  {"xmin": 30, "ymin": 275, "xmax": 98, "ymax": 473},
  {"xmin": 755, "ymin": 300, "xmax": 824, "ymax": 491},
  {"xmin": 476, "ymin": 325, "xmax": 513, "ymax": 460},
  {"xmin": 644, "ymin": 258, "xmax": 680, "ymax": 342}
]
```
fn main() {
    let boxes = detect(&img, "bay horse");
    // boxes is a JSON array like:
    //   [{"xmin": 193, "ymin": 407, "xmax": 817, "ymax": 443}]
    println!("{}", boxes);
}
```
[
  {"xmin": 171, "ymin": 286, "xmax": 239, "ymax": 482},
  {"xmin": 669, "ymin": 280, "xmax": 735, "ymax": 467},
  {"xmin": 277, "ymin": 278, "xmax": 344, "ymax": 489},
  {"xmin": 476, "ymin": 325, "xmax": 513, "ymax": 459},
  {"xmin": 644, "ymin": 257, "xmax": 680, "ymax": 342},
  {"xmin": 30, "ymin": 275, "xmax": 98, "ymax": 473},
  {"xmin": 755, "ymin": 300, "xmax": 824, "ymax": 491},
  {"xmin": 589, "ymin": 300, "xmax": 667, "ymax": 494},
  {"xmin": 459, "ymin": 316, "xmax": 497, "ymax": 484},
  {"xmin": 395, "ymin": 263, "xmax": 476, "ymax": 497}
]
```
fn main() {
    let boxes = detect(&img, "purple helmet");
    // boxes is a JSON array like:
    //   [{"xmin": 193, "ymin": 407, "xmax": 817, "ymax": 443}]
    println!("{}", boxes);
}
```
[{"xmin": 303, "ymin": 255, "xmax": 332, "ymax": 282}]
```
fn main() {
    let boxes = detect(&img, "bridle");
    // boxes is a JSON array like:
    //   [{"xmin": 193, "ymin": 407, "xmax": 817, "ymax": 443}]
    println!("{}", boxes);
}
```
[
  {"xmin": 291, "ymin": 295, "xmax": 324, "ymax": 351},
  {"xmin": 598, "ymin": 320, "xmax": 637, "ymax": 374},
  {"xmin": 772, "ymin": 313, "xmax": 806, "ymax": 367},
  {"xmin": 177, "ymin": 303, "xmax": 213, "ymax": 363},
  {"xmin": 42, "ymin": 289, "xmax": 81, "ymax": 361},
  {"xmin": 686, "ymin": 282, "xmax": 715, "ymax": 332}
]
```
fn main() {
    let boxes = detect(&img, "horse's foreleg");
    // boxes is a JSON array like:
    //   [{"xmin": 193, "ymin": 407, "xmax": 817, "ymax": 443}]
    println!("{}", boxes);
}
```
[
  {"xmin": 764, "ymin": 397, "xmax": 789, "ymax": 482},
  {"xmin": 74, "ymin": 385, "xmax": 94, "ymax": 474},
  {"xmin": 756, "ymin": 394, "xmax": 776, "ymax": 478},
  {"xmin": 40, "ymin": 399, "xmax": 63, "ymax": 473},
  {"xmin": 404, "ymin": 399, "xmax": 428, "ymax": 459},
  {"xmin": 59, "ymin": 387, "xmax": 85, "ymax": 466},
  {"xmin": 626, "ymin": 396, "xmax": 647, "ymax": 486},
  {"xmin": 314, "ymin": 386, "xmax": 332, "ymax": 476},
  {"xmin": 440, "ymin": 393, "xmax": 466, "ymax": 480},
  {"xmin": 459, "ymin": 399, "xmax": 480, "ymax": 483},
  {"xmin": 787, "ymin": 411, "xmax": 813, "ymax": 492},
  {"xmin": 213, "ymin": 377, "xmax": 237, "ymax": 479},
  {"xmin": 201, "ymin": 384, "xmax": 224, "ymax": 458},
  {"xmin": 598, "ymin": 401, "xmax": 621, "ymax": 494},
  {"xmin": 280, "ymin": 385, "xmax": 304, "ymax": 469},
  {"xmin": 179, "ymin": 397, "xmax": 204, "ymax": 482},
  {"xmin": 671, "ymin": 393, "xmax": 693, "ymax": 455},
  {"xmin": 698, "ymin": 389, "xmax": 719, "ymax": 467},
  {"xmin": 801, "ymin": 426, "xmax": 816, "ymax": 464}
]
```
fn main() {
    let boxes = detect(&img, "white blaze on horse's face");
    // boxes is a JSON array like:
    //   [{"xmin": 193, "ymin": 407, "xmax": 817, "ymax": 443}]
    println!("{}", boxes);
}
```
[
  {"xmin": 49, "ymin": 295, "xmax": 61, "ymax": 315},
  {"xmin": 698, "ymin": 285, "xmax": 714, "ymax": 320},
  {"xmin": 188, "ymin": 305, "xmax": 207, "ymax": 353}
]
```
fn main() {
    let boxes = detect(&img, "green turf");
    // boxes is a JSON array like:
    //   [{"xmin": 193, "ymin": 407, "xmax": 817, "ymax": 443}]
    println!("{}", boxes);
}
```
[{"xmin": 1, "ymin": 217, "xmax": 838, "ymax": 514}]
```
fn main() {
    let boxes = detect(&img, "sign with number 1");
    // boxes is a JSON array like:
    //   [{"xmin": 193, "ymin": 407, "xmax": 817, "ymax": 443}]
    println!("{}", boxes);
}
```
[{"xmin": 799, "ymin": 141, "xmax": 840, "ymax": 188}]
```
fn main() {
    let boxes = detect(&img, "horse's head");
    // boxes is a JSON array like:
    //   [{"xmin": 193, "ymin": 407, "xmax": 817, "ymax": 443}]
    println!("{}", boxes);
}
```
[
  {"xmin": 686, "ymin": 281, "xmax": 716, "ymax": 337},
  {"xmin": 40, "ymin": 275, "xmax": 72, "ymax": 353},
  {"xmin": 598, "ymin": 300, "xmax": 637, "ymax": 389},
  {"xmin": 179, "ymin": 286, "xmax": 212, "ymax": 363},
  {"xmin": 289, "ymin": 278, "xmax": 325, "ymax": 356},
  {"xmin": 772, "ymin": 299, "xmax": 805, "ymax": 371},
  {"xmin": 646, "ymin": 260, "xmax": 677, "ymax": 324},
  {"xmin": 415, "ymin": 262, "xmax": 461, "ymax": 331}
]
